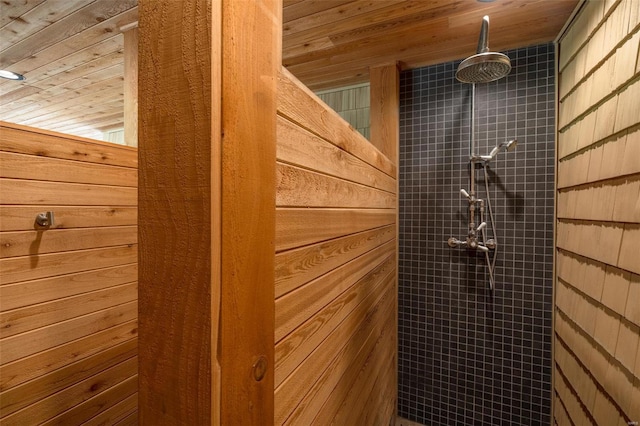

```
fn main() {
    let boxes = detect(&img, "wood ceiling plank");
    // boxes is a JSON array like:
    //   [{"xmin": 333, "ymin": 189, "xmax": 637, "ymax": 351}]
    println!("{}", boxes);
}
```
[
  {"xmin": 0, "ymin": 35, "xmax": 123, "ymax": 93},
  {"xmin": 53, "ymin": 112, "xmax": 124, "ymax": 134},
  {"xmin": 0, "ymin": 0, "xmax": 46, "ymax": 29},
  {"xmin": 0, "ymin": 0, "xmax": 135, "ymax": 68},
  {"xmin": 36, "ymin": 100, "xmax": 124, "ymax": 130},
  {"xmin": 284, "ymin": 0, "xmax": 354, "ymax": 22},
  {"xmin": 19, "ymin": 99, "xmax": 124, "ymax": 135},
  {"xmin": 0, "ymin": 0, "xmax": 91, "ymax": 52},
  {"xmin": 1, "ymin": 75, "xmax": 123, "ymax": 123},
  {"xmin": 284, "ymin": 0, "xmax": 463, "ymax": 50},
  {"xmin": 288, "ymin": 3, "xmax": 573, "ymax": 88},
  {"xmin": 0, "ymin": 6, "xmax": 135, "ymax": 70},
  {"xmin": 284, "ymin": 0, "xmax": 397, "ymax": 37},
  {"xmin": 0, "ymin": 50, "xmax": 124, "ymax": 98},
  {"xmin": 1, "ymin": 62, "xmax": 124, "ymax": 107}
]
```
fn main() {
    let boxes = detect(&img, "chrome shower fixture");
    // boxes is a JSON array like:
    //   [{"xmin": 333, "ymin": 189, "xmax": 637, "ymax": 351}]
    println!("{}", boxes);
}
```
[
  {"xmin": 455, "ymin": 15, "xmax": 512, "ymax": 84},
  {"xmin": 471, "ymin": 139, "xmax": 518, "ymax": 162}
]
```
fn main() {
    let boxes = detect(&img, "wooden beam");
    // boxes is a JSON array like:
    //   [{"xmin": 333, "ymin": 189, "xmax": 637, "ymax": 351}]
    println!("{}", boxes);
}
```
[
  {"xmin": 138, "ymin": 0, "xmax": 212, "ymax": 423},
  {"xmin": 123, "ymin": 26, "xmax": 138, "ymax": 147},
  {"xmin": 219, "ymin": 0, "xmax": 280, "ymax": 423},
  {"xmin": 138, "ymin": 0, "xmax": 280, "ymax": 423},
  {"xmin": 369, "ymin": 63, "xmax": 399, "ymax": 167}
]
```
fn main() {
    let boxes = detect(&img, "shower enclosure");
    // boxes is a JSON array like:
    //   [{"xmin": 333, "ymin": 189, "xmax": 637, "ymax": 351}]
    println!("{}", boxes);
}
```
[{"xmin": 398, "ymin": 38, "xmax": 556, "ymax": 426}]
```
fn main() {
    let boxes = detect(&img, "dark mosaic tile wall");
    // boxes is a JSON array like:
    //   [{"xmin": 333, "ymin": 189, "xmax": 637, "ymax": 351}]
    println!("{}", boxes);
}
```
[{"xmin": 398, "ymin": 43, "xmax": 555, "ymax": 426}]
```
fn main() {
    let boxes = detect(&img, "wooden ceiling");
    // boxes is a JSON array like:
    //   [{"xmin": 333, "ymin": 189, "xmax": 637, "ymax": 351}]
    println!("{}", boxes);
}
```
[{"xmin": 0, "ymin": 0, "xmax": 578, "ymax": 140}]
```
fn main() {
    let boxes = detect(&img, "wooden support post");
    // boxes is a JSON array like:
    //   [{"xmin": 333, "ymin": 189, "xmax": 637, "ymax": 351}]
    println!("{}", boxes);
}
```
[
  {"xmin": 122, "ymin": 24, "xmax": 138, "ymax": 147},
  {"xmin": 369, "ymin": 62, "xmax": 400, "ymax": 420},
  {"xmin": 370, "ymin": 63, "xmax": 400, "ymax": 166},
  {"xmin": 138, "ymin": 0, "xmax": 280, "ymax": 423},
  {"xmin": 219, "ymin": 0, "xmax": 279, "ymax": 424}
]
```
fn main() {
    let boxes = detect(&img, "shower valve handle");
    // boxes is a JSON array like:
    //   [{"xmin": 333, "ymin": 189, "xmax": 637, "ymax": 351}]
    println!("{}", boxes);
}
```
[{"xmin": 476, "ymin": 222, "xmax": 487, "ymax": 232}]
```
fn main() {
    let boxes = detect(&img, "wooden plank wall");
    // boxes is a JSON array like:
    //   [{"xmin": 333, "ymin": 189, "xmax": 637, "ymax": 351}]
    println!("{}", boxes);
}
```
[
  {"xmin": 274, "ymin": 68, "xmax": 397, "ymax": 425},
  {"xmin": 555, "ymin": 1, "xmax": 640, "ymax": 425},
  {"xmin": 0, "ymin": 122, "xmax": 138, "ymax": 425}
]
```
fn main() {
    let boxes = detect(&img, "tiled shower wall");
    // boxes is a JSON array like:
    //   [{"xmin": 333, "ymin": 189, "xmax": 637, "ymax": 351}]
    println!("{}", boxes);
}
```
[{"xmin": 398, "ymin": 44, "xmax": 555, "ymax": 425}]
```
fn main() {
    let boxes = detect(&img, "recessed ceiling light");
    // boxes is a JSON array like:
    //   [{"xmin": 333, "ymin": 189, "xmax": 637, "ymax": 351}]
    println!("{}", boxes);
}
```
[{"xmin": 0, "ymin": 70, "xmax": 26, "ymax": 81}]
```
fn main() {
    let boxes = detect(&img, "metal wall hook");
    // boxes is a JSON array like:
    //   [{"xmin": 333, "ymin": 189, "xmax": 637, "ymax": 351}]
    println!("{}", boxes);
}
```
[{"xmin": 36, "ymin": 211, "xmax": 55, "ymax": 228}]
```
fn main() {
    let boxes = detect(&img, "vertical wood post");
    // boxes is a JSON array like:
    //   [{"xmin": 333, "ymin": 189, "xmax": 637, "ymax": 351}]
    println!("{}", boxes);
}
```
[
  {"xmin": 122, "ymin": 25, "xmax": 138, "ymax": 147},
  {"xmin": 219, "ymin": 0, "xmax": 280, "ymax": 423},
  {"xmin": 369, "ymin": 62, "xmax": 400, "ymax": 419},
  {"xmin": 370, "ymin": 63, "xmax": 400, "ymax": 165},
  {"xmin": 138, "ymin": 0, "xmax": 280, "ymax": 423}
]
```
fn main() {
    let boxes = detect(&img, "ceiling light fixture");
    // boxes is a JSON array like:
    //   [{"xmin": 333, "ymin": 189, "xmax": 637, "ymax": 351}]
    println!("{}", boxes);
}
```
[{"xmin": 0, "ymin": 70, "xmax": 26, "ymax": 81}]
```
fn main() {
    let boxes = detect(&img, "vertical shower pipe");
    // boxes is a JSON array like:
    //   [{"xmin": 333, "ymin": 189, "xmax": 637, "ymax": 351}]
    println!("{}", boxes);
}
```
[{"xmin": 469, "ymin": 83, "xmax": 476, "ymax": 233}]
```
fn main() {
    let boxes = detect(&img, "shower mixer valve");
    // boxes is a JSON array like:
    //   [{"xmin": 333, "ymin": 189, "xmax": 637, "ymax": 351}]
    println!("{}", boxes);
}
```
[{"xmin": 447, "ymin": 188, "xmax": 496, "ymax": 253}]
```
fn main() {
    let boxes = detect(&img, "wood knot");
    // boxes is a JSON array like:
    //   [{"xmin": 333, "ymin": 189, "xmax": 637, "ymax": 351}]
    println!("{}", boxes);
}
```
[{"xmin": 252, "ymin": 356, "xmax": 267, "ymax": 382}]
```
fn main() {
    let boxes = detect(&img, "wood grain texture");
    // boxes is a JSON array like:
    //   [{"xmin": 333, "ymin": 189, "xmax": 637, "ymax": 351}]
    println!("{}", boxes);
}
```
[
  {"xmin": 276, "ymin": 207, "xmax": 395, "ymax": 252},
  {"xmin": 0, "ymin": 124, "xmax": 138, "ymax": 421},
  {"xmin": 275, "ymin": 241, "xmax": 395, "ymax": 342},
  {"xmin": 0, "ymin": 282, "xmax": 137, "ymax": 338},
  {"xmin": 275, "ymin": 225, "xmax": 395, "ymax": 297},
  {"xmin": 123, "ymin": 26, "xmax": 138, "ymax": 147},
  {"xmin": 138, "ymin": 0, "xmax": 212, "ymax": 423},
  {"xmin": 278, "ymin": 68, "xmax": 395, "ymax": 178},
  {"xmin": 0, "ymin": 264, "xmax": 136, "ymax": 311},
  {"xmin": 0, "ymin": 339, "xmax": 137, "ymax": 417},
  {"xmin": 276, "ymin": 285, "xmax": 395, "ymax": 425},
  {"xmin": 1, "ymin": 301, "xmax": 137, "ymax": 364},
  {"xmin": 370, "ymin": 63, "xmax": 400, "ymax": 166},
  {"xmin": 274, "ymin": 59, "xmax": 397, "ymax": 425},
  {"xmin": 275, "ymin": 258, "xmax": 395, "ymax": 386},
  {"xmin": 0, "ymin": 245, "xmax": 136, "ymax": 285},
  {"xmin": 0, "ymin": 178, "xmax": 137, "ymax": 206},
  {"xmin": 0, "ymin": 226, "xmax": 137, "ymax": 258},
  {"xmin": 0, "ymin": 122, "xmax": 137, "ymax": 167},
  {"xmin": 0, "ymin": 206, "xmax": 137, "ymax": 231},
  {"xmin": 0, "ymin": 1, "xmax": 576, "ymax": 136},
  {"xmin": 0, "ymin": 151, "xmax": 137, "ymax": 186},
  {"xmin": 276, "ymin": 162, "xmax": 396, "ymax": 208},
  {"xmin": 0, "ymin": 321, "xmax": 137, "ymax": 392},
  {"xmin": 277, "ymin": 116, "xmax": 395, "ymax": 193},
  {"xmin": 1, "ymin": 358, "xmax": 137, "ymax": 426},
  {"xmin": 219, "ymin": 0, "xmax": 280, "ymax": 423},
  {"xmin": 555, "ymin": 1, "xmax": 640, "ymax": 424}
]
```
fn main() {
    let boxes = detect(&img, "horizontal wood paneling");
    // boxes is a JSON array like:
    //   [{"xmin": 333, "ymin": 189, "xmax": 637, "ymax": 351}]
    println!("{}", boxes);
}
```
[
  {"xmin": 0, "ymin": 339, "xmax": 137, "ymax": 417},
  {"xmin": 0, "ymin": 122, "xmax": 137, "ymax": 167},
  {"xmin": 275, "ymin": 258, "xmax": 394, "ymax": 385},
  {"xmin": 0, "ymin": 151, "xmax": 137, "ymax": 186},
  {"xmin": 276, "ymin": 208, "xmax": 395, "ymax": 252},
  {"xmin": 274, "ymin": 70, "xmax": 396, "ymax": 425},
  {"xmin": 555, "ymin": 2, "xmax": 640, "ymax": 424},
  {"xmin": 0, "ymin": 123, "xmax": 138, "ymax": 423},
  {"xmin": 0, "ymin": 226, "xmax": 137, "ymax": 258},
  {"xmin": 275, "ymin": 242, "xmax": 394, "ymax": 342},
  {"xmin": 0, "ymin": 206, "xmax": 137, "ymax": 231},
  {"xmin": 0, "ymin": 264, "xmax": 137, "ymax": 311},
  {"xmin": 0, "ymin": 245, "xmax": 137, "ymax": 285},
  {"xmin": 0, "ymin": 321, "xmax": 137, "ymax": 391},
  {"xmin": 278, "ymin": 68, "xmax": 395, "ymax": 178},
  {"xmin": 275, "ymin": 224, "xmax": 395, "ymax": 297},
  {"xmin": 0, "ymin": 179, "xmax": 137, "ymax": 206},
  {"xmin": 276, "ymin": 162, "xmax": 395, "ymax": 208}
]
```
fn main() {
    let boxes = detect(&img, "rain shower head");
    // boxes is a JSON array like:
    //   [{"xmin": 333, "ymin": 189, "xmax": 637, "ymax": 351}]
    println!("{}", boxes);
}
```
[{"xmin": 456, "ymin": 16, "xmax": 512, "ymax": 84}]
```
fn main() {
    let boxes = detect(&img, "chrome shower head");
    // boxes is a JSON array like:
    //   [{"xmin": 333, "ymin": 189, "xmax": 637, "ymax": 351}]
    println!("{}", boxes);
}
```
[
  {"xmin": 488, "ymin": 139, "xmax": 518, "ymax": 159},
  {"xmin": 456, "ymin": 16, "xmax": 512, "ymax": 84}
]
